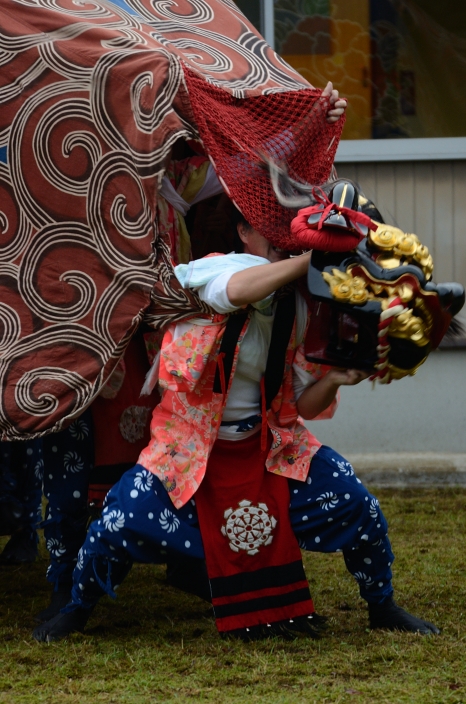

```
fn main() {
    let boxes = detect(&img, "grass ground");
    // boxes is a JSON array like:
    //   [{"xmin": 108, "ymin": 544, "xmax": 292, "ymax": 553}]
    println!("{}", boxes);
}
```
[{"xmin": 0, "ymin": 487, "xmax": 465, "ymax": 704}]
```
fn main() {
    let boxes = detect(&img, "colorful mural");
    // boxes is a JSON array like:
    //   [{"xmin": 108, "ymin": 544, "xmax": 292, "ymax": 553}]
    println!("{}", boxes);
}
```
[{"xmin": 272, "ymin": 0, "xmax": 466, "ymax": 140}]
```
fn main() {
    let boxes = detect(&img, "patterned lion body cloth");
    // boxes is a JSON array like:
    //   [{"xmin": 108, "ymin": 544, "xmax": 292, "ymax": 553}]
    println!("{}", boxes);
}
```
[{"xmin": 0, "ymin": 0, "xmax": 343, "ymax": 439}]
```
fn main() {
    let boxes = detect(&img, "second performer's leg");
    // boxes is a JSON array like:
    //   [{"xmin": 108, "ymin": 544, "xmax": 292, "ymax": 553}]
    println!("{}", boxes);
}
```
[{"xmin": 38, "ymin": 411, "xmax": 94, "ymax": 621}]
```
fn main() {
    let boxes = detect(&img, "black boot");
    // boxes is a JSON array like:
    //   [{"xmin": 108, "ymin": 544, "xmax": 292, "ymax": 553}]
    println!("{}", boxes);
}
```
[
  {"xmin": 32, "ymin": 606, "xmax": 94, "ymax": 643},
  {"xmin": 0, "ymin": 496, "xmax": 24, "ymax": 536},
  {"xmin": 368, "ymin": 597, "xmax": 440, "ymax": 634},
  {"xmin": 34, "ymin": 583, "xmax": 73, "ymax": 623},
  {"xmin": 0, "ymin": 528, "xmax": 38, "ymax": 564},
  {"xmin": 166, "ymin": 554, "xmax": 211, "ymax": 602}
]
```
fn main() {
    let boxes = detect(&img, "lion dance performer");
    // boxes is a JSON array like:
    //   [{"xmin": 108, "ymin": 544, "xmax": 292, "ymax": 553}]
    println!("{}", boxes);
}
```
[
  {"xmin": 34, "ymin": 186, "xmax": 448, "ymax": 641},
  {"xmin": 1, "ymin": 0, "xmax": 462, "ymax": 643}
]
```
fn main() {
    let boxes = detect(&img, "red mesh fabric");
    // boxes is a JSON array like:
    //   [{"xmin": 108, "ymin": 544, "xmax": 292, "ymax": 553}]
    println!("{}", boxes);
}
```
[{"xmin": 183, "ymin": 66, "xmax": 345, "ymax": 249}]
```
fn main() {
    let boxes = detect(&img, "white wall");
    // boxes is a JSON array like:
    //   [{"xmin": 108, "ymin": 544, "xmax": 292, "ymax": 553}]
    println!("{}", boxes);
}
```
[
  {"xmin": 310, "ymin": 158, "xmax": 466, "ymax": 464},
  {"xmin": 336, "ymin": 160, "xmax": 466, "ymax": 290},
  {"xmin": 305, "ymin": 349, "xmax": 466, "ymax": 454}
]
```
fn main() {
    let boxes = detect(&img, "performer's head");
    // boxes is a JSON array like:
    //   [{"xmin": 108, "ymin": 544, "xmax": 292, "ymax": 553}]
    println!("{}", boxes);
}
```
[{"xmin": 231, "ymin": 205, "xmax": 290, "ymax": 263}]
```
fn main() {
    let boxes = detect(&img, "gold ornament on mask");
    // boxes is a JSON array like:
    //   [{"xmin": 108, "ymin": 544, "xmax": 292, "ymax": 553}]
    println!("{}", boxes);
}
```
[
  {"xmin": 321, "ymin": 267, "xmax": 433, "ymax": 382},
  {"xmin": 388, "ymin": 308, "xmax": 429, "ymax": 347},
  {"xmin": 383, "ymin": 360, "xmax": 426, "ymax": 380},
  {"xmin": 369, "ymin": 224, "xmax": 434, "ymax": 280},
  {"xmin": 370, "ymin": 225, "xmax": 402, "ymax": 250},
  {"xmin": 322, "ymin": 269, "xmax": 370, "ymax": 305}
]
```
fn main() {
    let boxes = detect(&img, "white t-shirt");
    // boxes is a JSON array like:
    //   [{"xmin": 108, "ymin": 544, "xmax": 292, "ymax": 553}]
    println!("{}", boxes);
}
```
[{"xmin": 174, "ymin": 255, "xmax": 317, "ymax": 440}]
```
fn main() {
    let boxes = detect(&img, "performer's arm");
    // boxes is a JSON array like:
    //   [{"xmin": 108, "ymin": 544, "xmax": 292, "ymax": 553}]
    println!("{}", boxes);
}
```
[
  {"xmin": 296, "ymin": 368, "xmax": 368, "ymax": 420},
  {"xmin": 226, "ymin": 252, "xmax": 311, "ymax": 306}
]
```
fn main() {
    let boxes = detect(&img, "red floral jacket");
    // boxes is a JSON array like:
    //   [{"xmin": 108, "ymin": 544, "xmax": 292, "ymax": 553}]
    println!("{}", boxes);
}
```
[{"xmin": 138, "ymin": 307, "xmax": 338, "ymax": 508}]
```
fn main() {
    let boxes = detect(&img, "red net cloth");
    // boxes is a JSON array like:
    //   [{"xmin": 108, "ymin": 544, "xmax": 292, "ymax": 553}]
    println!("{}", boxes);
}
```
[{"xmin": 183, "ymin": 66, "xmax": 345, "ymax": 248}]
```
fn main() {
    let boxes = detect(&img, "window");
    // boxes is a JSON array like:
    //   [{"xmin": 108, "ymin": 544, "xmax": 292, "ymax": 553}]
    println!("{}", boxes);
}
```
[{"xmin": 241, "ymin": 1, "xmax": 466, "ymax": 142}]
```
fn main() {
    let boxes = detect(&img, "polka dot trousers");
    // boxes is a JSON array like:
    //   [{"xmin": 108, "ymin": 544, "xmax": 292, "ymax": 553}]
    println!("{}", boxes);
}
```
[{"xmin": 66, "ymin": 445, "xmax": 394, "ymax": 610}]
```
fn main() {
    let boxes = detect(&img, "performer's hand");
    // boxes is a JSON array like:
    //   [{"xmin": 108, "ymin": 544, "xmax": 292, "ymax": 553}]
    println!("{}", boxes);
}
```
[
  {"xmin": 322, "ymin": 81, "xmax": 347, "ymax": 123},
  {"xmin": 326, "ymin": 368, "xmax": 370, "ymax": 386},
  {"xmin": 296, "ymin": 367, "xmax": 369, "ymax": 420}
]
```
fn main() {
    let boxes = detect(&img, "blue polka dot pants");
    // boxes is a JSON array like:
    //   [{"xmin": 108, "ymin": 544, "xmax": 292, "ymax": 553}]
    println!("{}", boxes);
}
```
[
  {"xmin": 288, "ymin": 445, "xmax": 394, "ymax": 604},
  {"xmin": 40, "ymin": 410, "xmax": 94, "ymax": 588},
  {"xmin": 68, "ymin": 464, "xmax": 203, "ymax": 608},
  {"xmin": 66, "ymin": 445, "xmax": 394, "ymax": 609},
  {"xmin": 0, "ymin": 439, "xmax": 43, "ymax": 541}
]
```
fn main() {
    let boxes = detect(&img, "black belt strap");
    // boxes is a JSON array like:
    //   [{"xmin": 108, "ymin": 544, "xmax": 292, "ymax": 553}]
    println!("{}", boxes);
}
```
[
  {"xmin": 213, "ymin": 290, "xmax": 296, "ymax": 407},
  {"xmin": 264, "ymin": 291, "xmax": 296, "ymax": 408},
  {"xmin": 213, "ymin": 309, "xmax": 249, "ymax": 393}
]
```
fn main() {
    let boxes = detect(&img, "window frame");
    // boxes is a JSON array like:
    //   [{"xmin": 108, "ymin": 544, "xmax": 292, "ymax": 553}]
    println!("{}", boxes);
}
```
[
  {"xmin": 261, "ymin": 4, "xmax": 466, "ymax": 160},
  {"xmin": 335, "ymin": 137, "xmax": 466, "ymax": 163}
]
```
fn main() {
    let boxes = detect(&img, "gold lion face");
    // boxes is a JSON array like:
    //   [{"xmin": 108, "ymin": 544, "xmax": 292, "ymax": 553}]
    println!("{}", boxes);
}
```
[{"xmin": 307, "ymin": 221, "xmax": 464, "ymax": 384}]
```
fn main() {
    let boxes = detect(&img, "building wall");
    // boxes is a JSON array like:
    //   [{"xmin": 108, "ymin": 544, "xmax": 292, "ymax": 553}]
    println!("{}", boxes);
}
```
[
  {"xmin": 306, "ymin": 159, "xmax": 466, "ymax": 458},
  {"xmin": 305, "ymin": 348, "xmax": 466, "ymax": 455}
]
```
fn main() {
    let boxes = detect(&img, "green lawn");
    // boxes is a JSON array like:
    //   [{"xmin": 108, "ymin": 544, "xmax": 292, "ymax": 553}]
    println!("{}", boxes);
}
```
[{"xmin": 1, "ymin": 488, "xmax": 465, "ymax": 704}]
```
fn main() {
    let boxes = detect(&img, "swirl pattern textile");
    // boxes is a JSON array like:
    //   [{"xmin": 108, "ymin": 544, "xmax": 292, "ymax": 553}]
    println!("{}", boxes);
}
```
[{"xmin": 0, "ymin": 0, "xmax": 344, "ymax": 439}]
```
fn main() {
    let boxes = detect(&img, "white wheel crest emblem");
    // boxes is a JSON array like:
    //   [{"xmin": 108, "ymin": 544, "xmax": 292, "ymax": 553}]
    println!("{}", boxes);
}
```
[{"xmin": 221, "ymin": 500, "xmax": 277, "ymax": 555}]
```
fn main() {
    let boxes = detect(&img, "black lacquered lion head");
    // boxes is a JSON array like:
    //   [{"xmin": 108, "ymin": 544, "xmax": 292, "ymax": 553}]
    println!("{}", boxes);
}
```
[{"xmin": 272, "ymin": 172, "xmax": 465, "ymax": 383}]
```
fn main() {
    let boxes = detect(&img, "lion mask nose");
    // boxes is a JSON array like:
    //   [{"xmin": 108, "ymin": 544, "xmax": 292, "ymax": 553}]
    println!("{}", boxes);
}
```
[{"xmin": 432, "ymin": 282, "xmax": 465, "ymax": 318}]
